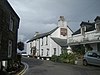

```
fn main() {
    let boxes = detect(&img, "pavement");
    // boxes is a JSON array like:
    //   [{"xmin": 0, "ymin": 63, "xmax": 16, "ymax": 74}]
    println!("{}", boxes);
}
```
[
  {"xmin": 75, "ymin": 59, "xmax": 83, "ymax": 65},
  {"xmin": 16, "ymin": 62, "xmax": 29, "ymax": 75}
]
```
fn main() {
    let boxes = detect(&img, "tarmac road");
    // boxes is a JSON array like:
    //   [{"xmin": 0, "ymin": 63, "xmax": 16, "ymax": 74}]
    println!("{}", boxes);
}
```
[{"xmin": 22, "ymin": 57, "xmax": 100, "ymax": 75}]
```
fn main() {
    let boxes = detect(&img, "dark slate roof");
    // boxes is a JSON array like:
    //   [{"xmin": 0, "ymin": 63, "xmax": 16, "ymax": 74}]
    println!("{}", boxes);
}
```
[
  {"xmin": 94, "ymin": 16, "xmax": 100, "ymax": 21},
  {"xmin": 73, "ymin": 21, "xmax": 95, "ymax": 35},
  {"xmin": 27, "ymin": 27, "xmax": 58, "ymax": 43},
  {"xmin": 80, "ymin": 21, "xmax": 95, "ymax": 26},
  {"xmin": 67, "ymin": 25, "xmax": 74, "ymax": 33},
  {"xmin": 72, "ymin": 29, "xmax": 81, "ymax": 35},
  {"xmin": 51, "ymin": 37, "xmax": 67, "ymax": 47}
]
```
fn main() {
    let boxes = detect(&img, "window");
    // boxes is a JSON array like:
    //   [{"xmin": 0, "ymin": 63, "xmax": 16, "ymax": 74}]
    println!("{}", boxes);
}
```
[
  {"xmin": 92, "ymin": 53, "xmax": 98, "ymax": 58},
  {"xmin": 35, "ymin": 40, "xmax": 37, "ymax": 46},
  {"xmin": 54, "ymin": 48, "xmax": 56, "ymax": 55},
  {"xmin": 8, "ymin": 40, "xmax": 12, "ymax": 58},
  {"xmin": 9, "ymin": 17, "xmax": 14, "ymax": 31},
  {"xmin": 41, "ymin": 38, "xmax": 43, "ymax": 46},
  {"xmin": 0, "ymin": 34, "xmax": 1, "ymax": 50},
  {"xmin": 41, "ymin": 49, "xmax": 43, "ymax": 56},
  {"xmin": 96, "ymin": 23, "xmax": 100, "ymax": 31},
  {"xmin": 47, "ymin": 48, "xmax": 49, "ymax": 56},
  {"xmin": 87, "ymin": 52, "xmax": 93, "ymax": 57},
  {"xmin": 60, "ymin": 28, "xmax": 67, "ymax": 36},
  {"xmin": 30, "ymin": 42, "xmax": 32, "ymax": 48},
  {"xmin": 46, "ymin": 36, "xmax": 48, "ymax": 45},
  {"xmin": 87, "ymin": 52, "xmax": 97, "ymax": 58}
]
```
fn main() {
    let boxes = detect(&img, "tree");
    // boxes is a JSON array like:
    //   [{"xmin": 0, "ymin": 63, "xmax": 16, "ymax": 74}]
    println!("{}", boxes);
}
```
[{"xmin": 17, "ymin": 41, "xmax": 24, "ymax": 51}]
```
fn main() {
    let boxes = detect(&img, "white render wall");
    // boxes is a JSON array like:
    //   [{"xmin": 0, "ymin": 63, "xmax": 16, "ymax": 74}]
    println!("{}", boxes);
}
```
[
  {"xmin": 50, "ymin": 37, "xmax": 61, "ymax": 56},
  {"xmin": 68, "ymin": 26, "xmax": 99, "ymax": 52},
  {"xmin": 51, "ymin": 28, "xmax": 61, "ymax": 38},
  {"xmin": 67, "ymin": 26, "xmax": 73, "ymax": 38},
  {"xmin": 40, "ymin": 36, "xmax": 50, "ymax": 57},
  {"xmin": 26, "ymin": 42, "xmax": 31, "ymax": 55},
  {"xmin": 51, "ymin": 27, "xmax": 73, "ymax": 39}
]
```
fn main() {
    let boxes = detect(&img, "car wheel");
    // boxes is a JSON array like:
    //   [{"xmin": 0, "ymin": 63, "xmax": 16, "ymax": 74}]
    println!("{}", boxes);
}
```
[{"xmin": 83, "ymin": 60, "xmax": 88, "ymax": 66}]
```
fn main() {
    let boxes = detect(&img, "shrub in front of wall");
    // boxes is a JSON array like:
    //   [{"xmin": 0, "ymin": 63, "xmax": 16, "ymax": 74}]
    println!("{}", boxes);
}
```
[
  {"xmin": 67, "ymin": 53, "xmax": 76, "ymax": 64},
  {"xmin": 58, "ymin": 53, "xmax": 68, "ymax": 63},
  {"xmin": 51, "ymin": 55, "xmax": 58, "ymax": 62},
  {"xmin": 58, "ymin": 53, "xmax": 76, "ymax": 64}
]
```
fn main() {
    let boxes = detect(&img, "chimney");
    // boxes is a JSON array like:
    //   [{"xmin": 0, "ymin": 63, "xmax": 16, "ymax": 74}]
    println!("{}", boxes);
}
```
[
  {"xmin": 34, "ymin": 32, "xmax": 39, "ymax": 36},
  {"xmin": 58, "ymin": 16, "xmax": 67, "ymax": 27},
  {"xmin": 88, "ymin": 20, "xmax": 90, "ymax": 23},
  {"xmin": 59, "ymin": 16, "xmax": 65, "ymax": 21}
]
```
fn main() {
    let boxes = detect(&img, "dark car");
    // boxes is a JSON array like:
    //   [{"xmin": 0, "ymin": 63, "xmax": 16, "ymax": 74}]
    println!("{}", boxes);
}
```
[{"xmin": 83, "ymin": 51, "xmax": 100, "ymax": 66}]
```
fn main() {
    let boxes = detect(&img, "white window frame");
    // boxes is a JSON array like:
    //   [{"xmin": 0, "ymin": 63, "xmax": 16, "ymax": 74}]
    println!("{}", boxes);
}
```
[
  {"xmin": 30, "ymin": 42, "xmax": 32, "ymax": 48},
  {"xmin": 46, "ymin": 36, "xmax": 48, "ymax": 45},
  {"xmin": 8, "ymin": 40, "xmax": 12, "ymax": 58},
  {"xmin": 41, "ymin": 49, "xmax": 43, "ymax": 56},
  {"xmin": 9, "ymin": 16, "xmax": 14, "ymax": 31},
  {"xmin": 54, "ymin": 48, "xmax": 56, "ymax": 55},
  {"xmin": 47, "ymin": 48, "xmax": 49, "ymax": 56},
  {"xmin": 41, "ymin": 38, "xmax": 43, "ymax": 46},
  {"xmin": 0, "ymin": 33, "xmax": 1, "ymax": 50},
  {"xmin": 81, "ymin": 26, "xmax": 86, "ymax": 36},
  {"xmin": 96, "ymin": 23, "xmax": 100, "ymax": 32}
]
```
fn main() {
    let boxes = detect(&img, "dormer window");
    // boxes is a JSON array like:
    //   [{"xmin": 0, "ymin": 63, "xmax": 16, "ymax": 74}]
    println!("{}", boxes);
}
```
[
  {"xmin": 94, "ymin": 16, "xmax": 100, "ymax": 31},
  {"xmin": 95, "ymin": 23, "xmax": 100, "ymax": 32},
  {"xmin": 81, "ymin": 26, "xmax": 86, "ymax": 36}
]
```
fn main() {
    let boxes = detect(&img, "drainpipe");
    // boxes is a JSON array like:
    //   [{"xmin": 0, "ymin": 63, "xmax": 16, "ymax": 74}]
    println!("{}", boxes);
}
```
[
  {"xmin": 83, "ymin": 44, "xmax": 87, "ymax": 53},
  {"xmin": 39, "ymin": 39, "xmax": 40, "ymax": 58}
]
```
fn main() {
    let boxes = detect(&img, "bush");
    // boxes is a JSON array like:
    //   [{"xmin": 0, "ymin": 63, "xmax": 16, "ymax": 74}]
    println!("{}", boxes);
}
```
[
  {"xmin": 58, "ymin": 53, "xmax": 68, "ymax": 63},
  {"xmin": 51, "ymin": 53, "xmax": 76, "ymax": 64},
  {"xmin": 51, "ymin": 55, "xmax": 58, "ymax": 62},
  {"xmin": 67, "ymin": 53, "xmax": 76, "ymax": 64}
]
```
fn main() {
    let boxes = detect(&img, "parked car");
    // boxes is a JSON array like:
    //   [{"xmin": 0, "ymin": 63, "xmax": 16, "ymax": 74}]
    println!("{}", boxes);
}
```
[
  {"xmin": 21, "ymin": 52, "xmax": 28, "ymax": 57},
  {"xmin": 83, "ymin": 51, "xmax": 100, "ymax": 66}
]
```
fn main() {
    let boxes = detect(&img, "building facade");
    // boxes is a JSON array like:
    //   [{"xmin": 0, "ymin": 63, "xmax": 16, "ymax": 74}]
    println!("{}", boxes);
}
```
[
  {"xmin": 68, "ymin": 16, "xmax": 100, "ymax": 53},
  {"xmin": 27, "ymin": 16, "xmax": 73, "ymax": 60},
  {"xmin": 0, "ymin": 0, "xmax": 20, "ymax": 70}
]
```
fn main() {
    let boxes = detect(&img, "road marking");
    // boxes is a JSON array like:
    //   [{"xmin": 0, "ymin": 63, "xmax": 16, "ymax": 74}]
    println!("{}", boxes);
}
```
[{"xmin": 16, "ymin": 62, "xmax": 29, "ymax": 75}]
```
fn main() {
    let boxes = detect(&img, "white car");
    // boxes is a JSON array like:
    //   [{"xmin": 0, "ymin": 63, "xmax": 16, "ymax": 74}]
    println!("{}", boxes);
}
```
[{"xmin": 21, "ymin": 52, "xmax": 28, "ymax": 57}]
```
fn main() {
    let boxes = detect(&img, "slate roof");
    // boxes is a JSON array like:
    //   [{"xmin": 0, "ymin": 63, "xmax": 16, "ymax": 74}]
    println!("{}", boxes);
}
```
[
  {"xmin": 72, "ymin": 29, "xmax": 81, "ymax": 35},
  {"xmin": 27, "ymin": 27, "xmax": 58, "ymax": 43},
  {"xmin": 94, "ymin": 16, "xmax": 100, "ymax": 21},
  {"xmin": 73, "ymin": 21, "xmax": 95, "ymax": 35},
  {"xmin": 51, "ymin": 37, "xmax": 67, "ymax": 47},
  {"xmin": 67, "ymin": 25, "xmax": 74, "ymax": 33},
  {"xmin": 80, "ymin": 21, "xmax": 95, "ymax": 26}
]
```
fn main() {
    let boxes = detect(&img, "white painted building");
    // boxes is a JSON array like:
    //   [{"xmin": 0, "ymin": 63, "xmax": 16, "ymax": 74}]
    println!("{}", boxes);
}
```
[
  {"xmin": 27, "ymin": 16, "xmax": 73, "ymax": 60},
  {"xmin": 68, "ymin": 16, "xmax": 100, "ymax": 53}
]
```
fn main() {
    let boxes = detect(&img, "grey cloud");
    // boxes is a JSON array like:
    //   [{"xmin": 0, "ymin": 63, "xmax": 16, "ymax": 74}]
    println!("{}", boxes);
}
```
[{"xmin": 8, "ymin": 0, "xmax": 100, "ymax": 41}]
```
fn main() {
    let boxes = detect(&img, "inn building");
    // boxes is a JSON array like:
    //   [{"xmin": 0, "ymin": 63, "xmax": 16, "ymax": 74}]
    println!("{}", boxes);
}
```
[{"xmin": 27, "ymin": 16, "xmax": 73, "ymax": 60}]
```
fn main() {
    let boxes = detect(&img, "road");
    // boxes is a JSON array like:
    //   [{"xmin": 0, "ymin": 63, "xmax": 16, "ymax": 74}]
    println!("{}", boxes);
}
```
[{"xmin": 22, "ymin": 57, "xmax": 100, "ymax": 75}]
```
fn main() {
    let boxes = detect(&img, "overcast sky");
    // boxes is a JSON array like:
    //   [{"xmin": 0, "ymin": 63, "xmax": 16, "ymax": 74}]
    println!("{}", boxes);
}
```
[{"xmin": 8, "ymin": 0, "xmax": 100, "ymax": 42}]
